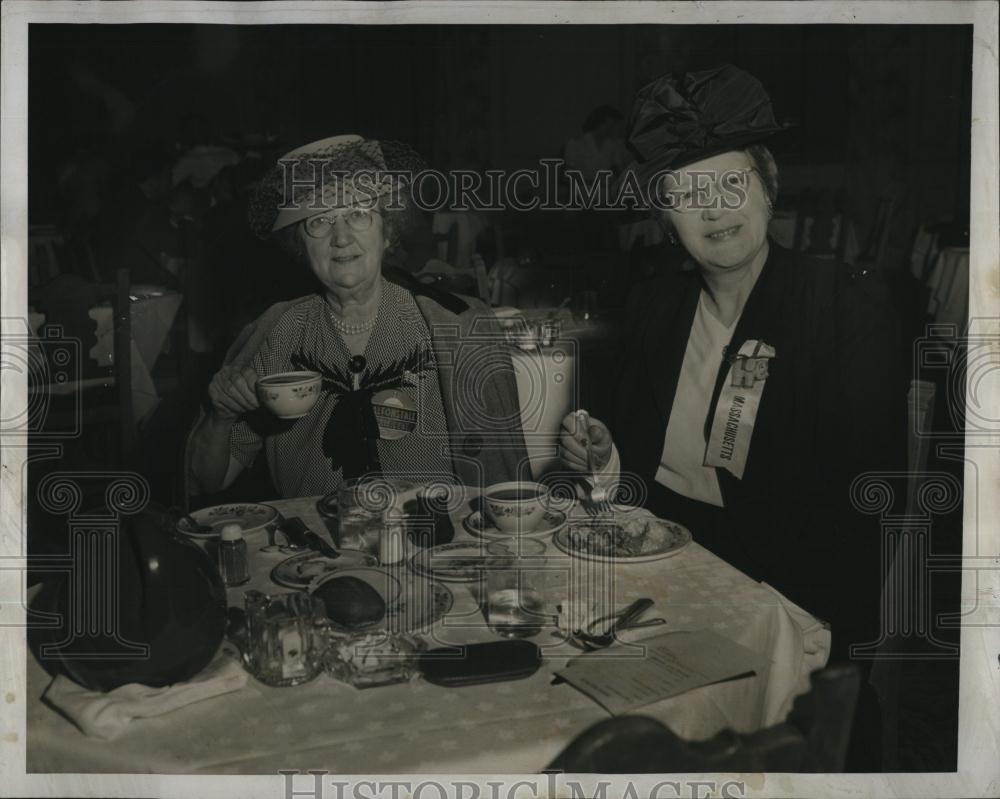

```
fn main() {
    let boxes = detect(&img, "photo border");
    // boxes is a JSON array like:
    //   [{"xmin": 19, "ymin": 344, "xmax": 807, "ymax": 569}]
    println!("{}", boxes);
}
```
[{"xmin": 2, "ymin": 2, "xmax": 997, "ymax": 797}]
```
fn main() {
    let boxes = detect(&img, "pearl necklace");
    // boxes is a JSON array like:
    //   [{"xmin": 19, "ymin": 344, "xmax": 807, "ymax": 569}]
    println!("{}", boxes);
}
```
[{"xmin": 328, "ymin": 309, "xmax": 378, "ymax": 336}]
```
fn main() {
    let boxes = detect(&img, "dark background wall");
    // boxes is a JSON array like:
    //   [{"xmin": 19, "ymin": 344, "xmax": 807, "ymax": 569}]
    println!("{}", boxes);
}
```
[{"xmin": 29, "ymin": 23, "xmax": 972, "ymax": 233}]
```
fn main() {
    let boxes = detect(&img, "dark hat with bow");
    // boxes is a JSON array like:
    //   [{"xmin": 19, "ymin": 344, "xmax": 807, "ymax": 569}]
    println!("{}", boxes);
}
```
[{"xmin": 623, "ymin": 64, "xmax": 788, "ymax": 186}]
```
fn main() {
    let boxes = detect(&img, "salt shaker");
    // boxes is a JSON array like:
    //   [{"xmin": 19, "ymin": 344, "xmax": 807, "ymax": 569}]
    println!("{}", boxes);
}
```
[
  {"xmin": 379, "ymin": 514, "xmax": 406, "ymax": 565},
  {"xmin": 218, "ymin": 523, "xmax": 250, "ymax": 586}
]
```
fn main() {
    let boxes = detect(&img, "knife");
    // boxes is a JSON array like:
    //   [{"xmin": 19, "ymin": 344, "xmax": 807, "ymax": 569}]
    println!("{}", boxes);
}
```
[{"xmin": 281, "ymin": 517, "xmax": 340, "ymax": 558}]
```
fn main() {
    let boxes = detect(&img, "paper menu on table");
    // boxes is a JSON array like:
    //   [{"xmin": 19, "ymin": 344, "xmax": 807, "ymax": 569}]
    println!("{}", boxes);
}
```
[{"xmin": 553, "ymin": 630, "xmax": 768, "ymax": 715}]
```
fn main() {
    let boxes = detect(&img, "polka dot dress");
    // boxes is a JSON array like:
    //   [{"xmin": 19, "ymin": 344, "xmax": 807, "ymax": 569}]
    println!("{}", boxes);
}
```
[{"xmin": 231, "ymin": 279, "xmax": 454, "ymax": 497}]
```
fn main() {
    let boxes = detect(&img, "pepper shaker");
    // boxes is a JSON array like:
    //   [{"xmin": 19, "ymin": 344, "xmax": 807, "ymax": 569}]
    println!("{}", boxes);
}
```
[{"xmin": 218, "ymin": 523, "xmax": 250, "ymax": 587}]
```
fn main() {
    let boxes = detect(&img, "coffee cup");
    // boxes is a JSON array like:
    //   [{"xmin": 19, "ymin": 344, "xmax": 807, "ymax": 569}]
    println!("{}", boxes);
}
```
[
  {"xmin": 482, "ymin": 480, "xmax": 549, "ymax": 535},
  {"xmin": 256, "ymin": 371, "xmax": 322, "ymax": 419}
]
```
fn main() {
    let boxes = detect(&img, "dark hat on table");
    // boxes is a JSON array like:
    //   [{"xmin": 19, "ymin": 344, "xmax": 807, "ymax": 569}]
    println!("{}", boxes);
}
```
[{"xmin": 623, "ymin": 64, "xmax": 788, "ymax": 185}]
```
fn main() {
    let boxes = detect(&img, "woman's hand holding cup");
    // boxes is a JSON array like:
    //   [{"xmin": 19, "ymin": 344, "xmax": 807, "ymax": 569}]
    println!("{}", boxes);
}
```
[
  {"xmin": 559, "ymin": 410, "xmax": 613, "ymax": 474},
  {"xmin": 208, "ymin": 365, "xmax": 260, "ymax": 421}
]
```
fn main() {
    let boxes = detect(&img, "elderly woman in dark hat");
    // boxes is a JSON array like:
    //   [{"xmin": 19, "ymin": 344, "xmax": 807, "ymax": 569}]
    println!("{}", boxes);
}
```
[
  {"xmin": 187, "ymin": 134, "xmax": 527, "ymax": 499},
  {"xmin": 560, "ymin": 65, "xmax": 905, "ymax": 664}
]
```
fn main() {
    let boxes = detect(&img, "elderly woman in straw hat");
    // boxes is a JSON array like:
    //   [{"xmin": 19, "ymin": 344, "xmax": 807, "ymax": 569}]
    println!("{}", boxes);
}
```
[
  {"xmin": 559, "ymin": 66, "xmax": 905, "ymax": 663},
  {"xmin": 187, "ymin": 135, "xmax": 527, "ymax": 499}
]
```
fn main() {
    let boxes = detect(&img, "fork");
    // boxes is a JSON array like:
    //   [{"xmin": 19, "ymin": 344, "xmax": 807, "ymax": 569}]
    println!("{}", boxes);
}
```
[
  {"xmin": 577, "ymin": 409, "xmax": 613, "ymax": 517},
  {"xmin": 570, "ymin": 598, "xmax": 658, "ymax": 651}
]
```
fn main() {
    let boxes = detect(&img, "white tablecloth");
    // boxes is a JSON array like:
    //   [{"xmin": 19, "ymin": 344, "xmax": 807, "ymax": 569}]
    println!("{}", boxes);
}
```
[
  {"xmin": 925, "ymin": 247, "xmax": 969, "ymax": 331},
  {"xmin": 27, "ymin": 490, "xmax": 829, "ymax": 774}
]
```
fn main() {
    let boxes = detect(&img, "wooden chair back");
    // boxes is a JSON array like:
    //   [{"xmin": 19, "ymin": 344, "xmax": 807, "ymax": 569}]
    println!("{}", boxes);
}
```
[
  {"xmin": 905, "ymin": 379, "xmax": 937, "ymax": 512},
  {"xmin": 28, "ymin": 225, "xmax": 66, "ymax": 286},
  {"xmin": 795, "ymin": 188, "xmax": 848, "ymax": 262},
  {"xmin": 547, "ymin": 664, "xmax": 861, "ymax": 773},
  {"xmin": 108, "ymin": 268, "xmax": 135, "ymax": 460},
  {"xmin": 867, "ymin": 378, "xmax": 938, "ymax": 769},
  {"xmin": 857, "ymin": 194, "xmax": 899, "ymax": 270}
]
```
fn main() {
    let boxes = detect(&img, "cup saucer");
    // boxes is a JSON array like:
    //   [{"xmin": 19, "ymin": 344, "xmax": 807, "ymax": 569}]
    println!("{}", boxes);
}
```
[{"xmin": 462, "ymin": 508, "xmax": 567, "ymax": 539}]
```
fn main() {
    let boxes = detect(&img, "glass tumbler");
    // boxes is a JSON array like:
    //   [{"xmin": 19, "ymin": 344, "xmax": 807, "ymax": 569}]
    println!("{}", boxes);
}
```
[
  {"xmin": 337, "ymin": 478, "xmax": 386, "ymax": 556},
  {"xmin": 244, "ymin": 590, "xmax": 323, "ymax": 687},
  {"xmin": 485, "ymin": 538, "xmax": 549, "ymax": 639}
]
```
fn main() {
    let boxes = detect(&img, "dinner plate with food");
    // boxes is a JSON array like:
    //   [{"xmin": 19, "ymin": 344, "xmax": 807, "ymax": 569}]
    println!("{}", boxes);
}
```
[
  {"xmin": 408, "ymin": 541, "xmax": 490, "ymax": 582},
  {"xmin": 270, "ymin": 549, "xmax": 378, "ymax": 590},
  {"xmin": 308, "ymin": 568, "xmax": 453, "ymax": 633},
  {"xmin": 553, "ymin": 508, "xmax": 692, "ymax": 562}
]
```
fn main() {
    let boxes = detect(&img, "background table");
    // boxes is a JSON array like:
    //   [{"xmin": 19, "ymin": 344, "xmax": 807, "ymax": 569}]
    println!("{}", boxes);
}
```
[
  {"xmin": 493, "ymin": 309, "xmax": 610, "ymax": 478},
  {"xmin": 31, "ymin": 288, "xmax": 182, "ymax": 424},
  {"xmin": 510, "ymin": 343, "xmax": 574, "ymax": 478},
  {"xmin": 432, "ymin": 211, "xmax": 489, "ymax": 270},
  {"xmin": 27, "ymin": 489, "xmax": 830, "ymax": 774}
]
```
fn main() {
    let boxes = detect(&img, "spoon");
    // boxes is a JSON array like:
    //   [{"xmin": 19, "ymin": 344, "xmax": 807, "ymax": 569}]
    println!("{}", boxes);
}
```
[{"xmin": 573, "ymin": 597, "xmax": 655, "ymax": 650}]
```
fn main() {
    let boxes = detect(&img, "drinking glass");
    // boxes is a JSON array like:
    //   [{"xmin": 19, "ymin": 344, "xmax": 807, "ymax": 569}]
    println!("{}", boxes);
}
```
[
  {"xmin": 244, "ymin": 590, "xmax": 323, "ymax": 687},
  {"xmin": 337, "ymin": 479, "xmax": 385, "ymax": 556},
  {"xmin": 485, "ymin": 538, "xmax": 549, "ymax": 639}
]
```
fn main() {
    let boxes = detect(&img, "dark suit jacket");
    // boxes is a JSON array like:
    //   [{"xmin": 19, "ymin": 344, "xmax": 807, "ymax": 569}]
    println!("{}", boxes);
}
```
[{"xmin": 614, "ymin": 243, "xmax": 907, "ymax": 634}]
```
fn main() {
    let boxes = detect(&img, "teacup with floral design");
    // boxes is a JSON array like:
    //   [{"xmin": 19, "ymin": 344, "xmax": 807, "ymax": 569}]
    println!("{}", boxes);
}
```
[
  {"xmin": 256, "ymin": 371, "xmax": 322, "ymax": 419},
  {"xmin": 483, "ymin": 480, "xmax": 550, "ymax": 535}
]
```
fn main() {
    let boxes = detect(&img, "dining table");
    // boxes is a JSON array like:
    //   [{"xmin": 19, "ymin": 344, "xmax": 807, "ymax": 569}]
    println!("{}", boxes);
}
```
[
  {"xmin": 26, "ymin": 485, "xmax": 830, "ymax": 775},
  {"xmin": 87, "ymin": 285, "xmax": 183, "ymax": 421}
]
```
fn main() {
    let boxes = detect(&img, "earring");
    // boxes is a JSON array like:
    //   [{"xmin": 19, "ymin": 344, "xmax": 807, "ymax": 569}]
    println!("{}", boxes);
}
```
[{"xmin": 666, "ymin": 229, "xmax": 678, "ymax": 246}]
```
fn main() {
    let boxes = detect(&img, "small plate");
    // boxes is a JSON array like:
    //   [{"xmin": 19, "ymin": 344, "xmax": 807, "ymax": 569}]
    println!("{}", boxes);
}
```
[
  {"xmin": 176, "ymin": 503, "xmax": 279, "ymax": 539},
  {"xmin": 552, "ymin": 509, "xmax": 693, "ymax": 563},
  {"xmin": 408, "ymin": 542, "xmax": 490, "ymax": 583},
  {"xmin": 462, "ymin": 508, "xmax": 567, "ymax": 539},
  {"xmin": 386, "ymin": 579, "xmax": 454, "ymax": 633},
  {"xmin": 270, "ymin": 550, "xmax": 378, "ymax": 591}
]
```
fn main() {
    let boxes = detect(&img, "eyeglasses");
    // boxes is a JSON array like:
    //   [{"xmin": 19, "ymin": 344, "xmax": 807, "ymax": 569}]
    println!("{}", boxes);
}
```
[
  {"xmin": 304, "ymin": 207, "xmax": 381, "ymax": 238},
  {"xmin": 660, "ymin": 167, "xmax": 762, "ymax": 214}
]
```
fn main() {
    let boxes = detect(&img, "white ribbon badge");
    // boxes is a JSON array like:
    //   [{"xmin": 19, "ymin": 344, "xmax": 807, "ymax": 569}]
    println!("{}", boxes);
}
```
[{"xmin": 704, "ymin": 339, "xmax": 776, "ymax": 479}]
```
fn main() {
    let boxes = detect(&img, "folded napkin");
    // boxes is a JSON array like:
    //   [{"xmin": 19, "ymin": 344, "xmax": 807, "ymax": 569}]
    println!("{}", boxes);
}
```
[{"xmin": 44, "ymin": 650, "xmax": 248, "ymax": 741}]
